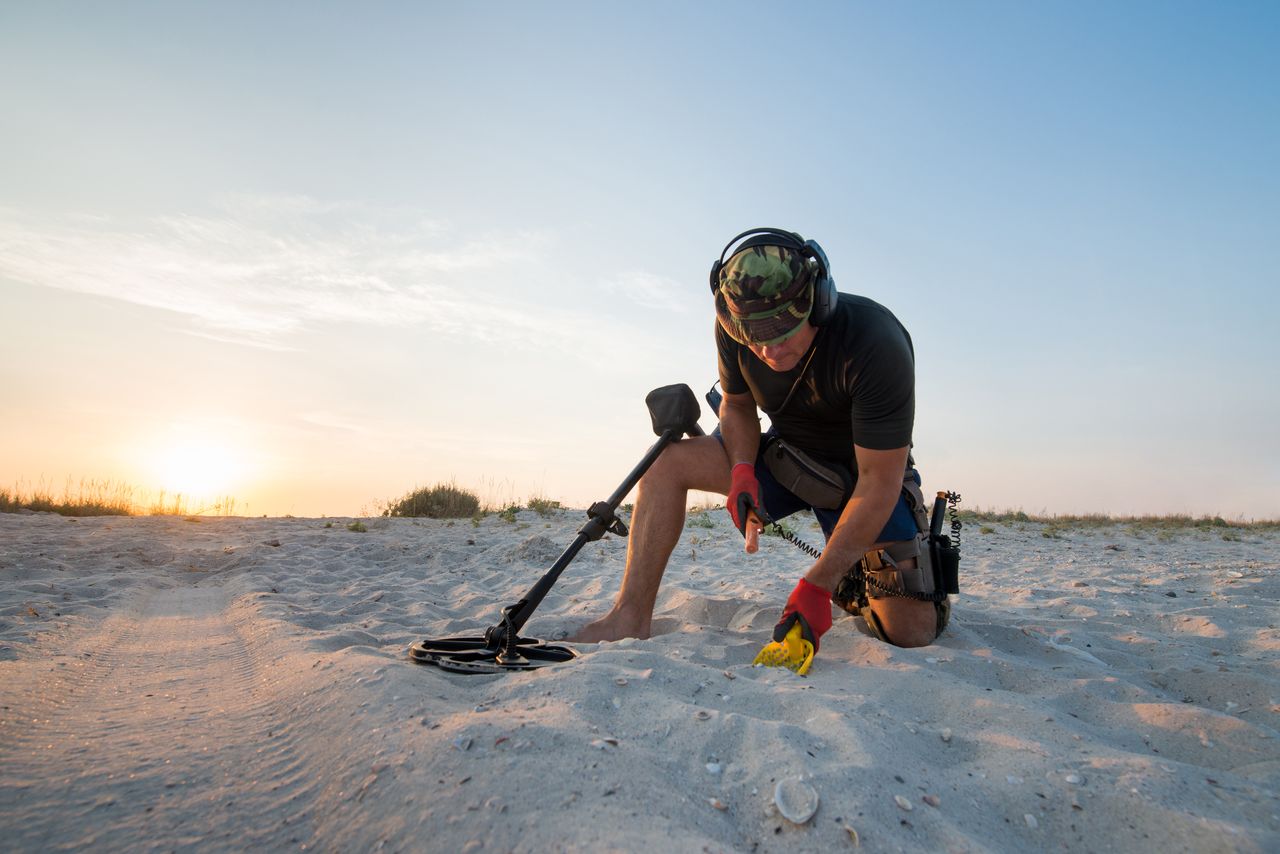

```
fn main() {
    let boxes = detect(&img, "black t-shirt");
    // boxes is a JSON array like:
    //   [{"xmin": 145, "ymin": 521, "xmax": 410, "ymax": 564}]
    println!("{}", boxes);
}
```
[{"xmin": 716, "ymin": 293, "xmax": 915, "ymax": 464}]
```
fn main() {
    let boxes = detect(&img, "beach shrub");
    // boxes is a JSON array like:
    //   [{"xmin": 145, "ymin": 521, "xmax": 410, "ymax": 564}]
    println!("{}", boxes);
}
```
[
  {"xmin": 383, "ymin": 483, "xmax": 481, "ymax": 519},
  {"xmin": 763, "ymin": 519, "xmax": 797, "ymax": 538},
  {"xmin": 347, "ymin": 520, "xmax": 368, "ymax": 532},
  {"xmin": 1041, "ymin": 519, "xmax": 1073, "ymax": 539},
  {"xmin": 527, "ymin": 496, "xmax": 562, "ymax": 517},
  {"xmin": 498, "ymin": 504, "xmax": 521, "ymax": 523}
]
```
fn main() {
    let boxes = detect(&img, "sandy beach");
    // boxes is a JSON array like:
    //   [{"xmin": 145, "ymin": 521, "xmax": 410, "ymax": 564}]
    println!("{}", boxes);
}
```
[{"xmin": 1, "ymin": 509, "xmax": 1277, "ymax": 852}]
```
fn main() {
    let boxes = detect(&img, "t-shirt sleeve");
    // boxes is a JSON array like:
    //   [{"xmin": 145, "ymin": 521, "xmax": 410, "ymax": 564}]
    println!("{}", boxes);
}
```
[
  {"xmin": 847, "ymin": 326, "xmax": 915, "ymax": 450},
  {"xmin": 715, "ymin": 320, "xmax": 749, "ymax": 395}
]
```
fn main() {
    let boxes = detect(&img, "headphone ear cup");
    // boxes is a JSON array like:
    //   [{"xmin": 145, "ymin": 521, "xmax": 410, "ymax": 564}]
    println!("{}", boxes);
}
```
[
  {"xmin": 809, "ymin": 274, "xmax": 837, "ymax": 326},
  {"xmin": 709, "ymin": 260, "xmax": 722, "ymax": 294}
]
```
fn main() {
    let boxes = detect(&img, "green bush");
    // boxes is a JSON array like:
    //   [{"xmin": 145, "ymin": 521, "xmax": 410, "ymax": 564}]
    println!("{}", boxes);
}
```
[
  {"xmin": 383, "ymin": 483, "xmax": 481, "ymax": 519},
  {"xmin": 763, "ymin": 520, "xmax": 797, "ymax": 538},
  {"xmin": 527, "ymin": 496, "xmax": 562, "ymax": 517}
]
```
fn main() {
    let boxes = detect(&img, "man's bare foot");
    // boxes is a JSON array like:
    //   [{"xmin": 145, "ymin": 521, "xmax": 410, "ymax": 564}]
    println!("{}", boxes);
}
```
[{"xmin": 569, "ymin": 609, "xmax": 651, "ymax": 644}]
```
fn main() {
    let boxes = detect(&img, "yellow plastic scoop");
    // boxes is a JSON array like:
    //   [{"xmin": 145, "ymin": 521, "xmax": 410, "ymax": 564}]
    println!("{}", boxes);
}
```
[{"xmin": 753, "ymin": 621, "xmax": 815, "ymax": 675}]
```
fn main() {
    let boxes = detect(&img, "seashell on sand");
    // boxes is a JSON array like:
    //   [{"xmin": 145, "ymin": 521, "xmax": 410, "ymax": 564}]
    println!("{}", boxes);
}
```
[{"xmin": 774, "ymin": 778, "xmax": 819, "ymax": 824}]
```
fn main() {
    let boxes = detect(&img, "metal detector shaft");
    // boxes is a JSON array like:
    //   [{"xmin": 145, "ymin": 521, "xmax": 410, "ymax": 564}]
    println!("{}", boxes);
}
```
[{"xmin": 486, "ymin": 423, "xmax": 702, "ymax": 648}]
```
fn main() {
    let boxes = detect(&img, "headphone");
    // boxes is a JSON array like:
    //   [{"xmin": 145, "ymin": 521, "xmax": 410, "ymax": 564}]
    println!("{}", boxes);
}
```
[{"xmin": 708, "ymin": 227, "xmax": 838, "ymax": 328}]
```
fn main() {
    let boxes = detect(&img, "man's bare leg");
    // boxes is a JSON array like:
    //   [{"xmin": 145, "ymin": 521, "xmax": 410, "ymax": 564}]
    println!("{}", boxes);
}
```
[{"xmin": 571, "ymin": 436, "xmax": 731, "ymax": 643}]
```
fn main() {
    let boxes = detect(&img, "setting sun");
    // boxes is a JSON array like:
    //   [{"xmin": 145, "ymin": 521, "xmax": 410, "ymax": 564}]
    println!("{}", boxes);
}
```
[{"xmin": 155, "ymin": 439, "xmax": 242, "ymax": 499}]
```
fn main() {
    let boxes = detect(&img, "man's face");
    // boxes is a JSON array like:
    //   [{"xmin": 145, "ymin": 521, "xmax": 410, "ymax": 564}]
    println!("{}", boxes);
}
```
[{"xmin": 745, "ymin": 322, "xmax": 817, "ymax": 372}]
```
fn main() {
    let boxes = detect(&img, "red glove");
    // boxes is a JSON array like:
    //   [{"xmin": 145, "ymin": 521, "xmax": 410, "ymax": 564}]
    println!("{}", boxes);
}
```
[
  {"xmin": 773, "ymin": 578, "xmax": 834, "ymax": 652},
  {"xmin": 727, "ymin": 462, "xmax": 767, "ymax": 535}
]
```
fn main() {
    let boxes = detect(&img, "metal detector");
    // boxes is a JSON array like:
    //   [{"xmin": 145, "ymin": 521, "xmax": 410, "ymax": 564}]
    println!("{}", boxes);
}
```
[{"xmin": 408, "ymin": 383, "xmax": 706, "ymax": 674}]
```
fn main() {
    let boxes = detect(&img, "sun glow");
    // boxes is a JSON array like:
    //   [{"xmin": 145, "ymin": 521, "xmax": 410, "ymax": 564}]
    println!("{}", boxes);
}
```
[{"xmin": 155, "ymin": 438, "xmax": 243, "ymax": 500}]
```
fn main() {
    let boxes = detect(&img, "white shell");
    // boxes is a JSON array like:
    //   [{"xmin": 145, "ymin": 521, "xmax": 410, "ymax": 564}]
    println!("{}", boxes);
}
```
[{"xmin": 774, "ymin": 778, "xmax": 819, "ymax": 824}]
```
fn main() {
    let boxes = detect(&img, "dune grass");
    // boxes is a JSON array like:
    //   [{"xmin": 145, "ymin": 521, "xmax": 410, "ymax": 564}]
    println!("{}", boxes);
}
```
[
  {"xmin": 7, "ymin": 475, "xmax": 1273, "ymax": 529},
  {"xmin": 961, "ymin": 508, "xmax": 1280, "ymax": 535},
  {"xmin": 1, "ymin": 479, "xmax": 239, "ymax": 517},
  {"xmin": 0, "ymin": 481, "xmax": 134, "ymax": 516}
]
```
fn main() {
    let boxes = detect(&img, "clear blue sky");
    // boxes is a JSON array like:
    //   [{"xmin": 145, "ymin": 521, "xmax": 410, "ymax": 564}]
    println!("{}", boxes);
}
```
[{"xmin": 2, "ymin": 1, "xmax": 1277, "ymax": 517}]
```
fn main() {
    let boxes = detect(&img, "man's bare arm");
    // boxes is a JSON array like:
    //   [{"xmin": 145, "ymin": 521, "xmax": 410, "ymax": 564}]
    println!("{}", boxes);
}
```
[
  {"xmin": 806, "ymin": 444, "xmax": 910, "ymax": 591},
  {"xmin": 719, "ymin": 390, "xmax": 766, "ymax": 551},
  {"xmin": 718, "ymin": 390, "xmax": 761, "ymax": 468}
]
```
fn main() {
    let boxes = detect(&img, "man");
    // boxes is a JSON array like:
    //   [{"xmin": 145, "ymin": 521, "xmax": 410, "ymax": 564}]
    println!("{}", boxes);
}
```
[{"xmin": 574, "ymin": 228, "xmax": 946, "ymax": 663}]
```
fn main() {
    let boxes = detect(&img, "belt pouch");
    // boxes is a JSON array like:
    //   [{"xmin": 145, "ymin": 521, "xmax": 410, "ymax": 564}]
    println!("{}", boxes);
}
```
[
  {"xmin": 928, "ymin": 535, "xmax": 961, "ymax": 595},
  {"xmin": 762, "ymin": 438, "xmax": 853, "ymax": 511}
]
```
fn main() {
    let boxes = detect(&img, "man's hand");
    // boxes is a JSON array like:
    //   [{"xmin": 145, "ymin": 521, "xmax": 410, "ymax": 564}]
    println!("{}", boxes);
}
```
[
  {"xmin": 727, "ymin": 463, "xmax": 767, "ymax": 551},
  {"xmin": 773, "ymin": 577, "xmax": 833, "ymax": 652}
]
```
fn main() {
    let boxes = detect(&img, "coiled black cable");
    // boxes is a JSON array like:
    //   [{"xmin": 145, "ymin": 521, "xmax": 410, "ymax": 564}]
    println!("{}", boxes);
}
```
[
  {"xmin": 769, "ymin": 523, "xmax": 823, "ymax": 560},
  {"xmin": 947, "ymin": 491, "xmax": 962, "ymax": 549},
  {"xmin": 769, "ymin": 523, "xmax": 946, "ymax": 603}
]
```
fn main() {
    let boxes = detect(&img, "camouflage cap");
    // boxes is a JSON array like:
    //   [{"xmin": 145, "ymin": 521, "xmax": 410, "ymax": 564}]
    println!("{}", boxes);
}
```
[{"xmin": 714, "ymin": 243, "xmax": 815, "ymax": 345}]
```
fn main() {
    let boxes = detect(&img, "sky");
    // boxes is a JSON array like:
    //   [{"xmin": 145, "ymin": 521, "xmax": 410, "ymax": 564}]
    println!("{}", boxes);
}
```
[{"xmin": 1, "ymin": 1, "xmax": 1277, "ymax": 519}]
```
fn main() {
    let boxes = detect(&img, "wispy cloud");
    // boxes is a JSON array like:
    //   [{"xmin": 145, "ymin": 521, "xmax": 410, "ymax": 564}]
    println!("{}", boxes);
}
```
[
  {"xmin": 0, "ymin": 196, "xmax": 573, "ymax": 349},
  {"xmin": 604, "ymin": 271, "xmax": 694, "ymax": 312}
]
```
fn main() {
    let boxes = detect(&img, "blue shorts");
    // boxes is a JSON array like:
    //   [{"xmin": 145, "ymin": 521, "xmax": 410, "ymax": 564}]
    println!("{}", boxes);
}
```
[{"xmin": 720, "ymin": 429, "xmax": 920, "ymax": 543}]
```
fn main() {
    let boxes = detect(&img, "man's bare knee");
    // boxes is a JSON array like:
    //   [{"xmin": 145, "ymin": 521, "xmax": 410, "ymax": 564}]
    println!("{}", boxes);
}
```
[
  {"xmin": 642, "ymin": 444, "xmax": 685, "ymax": 484},
  {"xmin": 864, "ymin": 593, "xmax": 939, "ymax": 649},
  {"xmin": 883, "ymin": 625, "xmax": 936, "ymax": 648},
  {"xmin": 640, "ymin": 436, "xmax": 731, "ymax": 495}
]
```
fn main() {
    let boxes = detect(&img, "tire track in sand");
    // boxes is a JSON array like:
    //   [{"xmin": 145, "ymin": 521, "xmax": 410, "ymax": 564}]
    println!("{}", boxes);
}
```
[{"xmin": 0, "ymin": 584, "xmax": 324, "ymax": 852}]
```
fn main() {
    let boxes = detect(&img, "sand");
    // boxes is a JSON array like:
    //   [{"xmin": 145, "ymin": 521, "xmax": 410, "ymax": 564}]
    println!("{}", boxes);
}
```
[{"xmin": 1, "ymin": 509, "xmax": 1277, "ymax": 852}]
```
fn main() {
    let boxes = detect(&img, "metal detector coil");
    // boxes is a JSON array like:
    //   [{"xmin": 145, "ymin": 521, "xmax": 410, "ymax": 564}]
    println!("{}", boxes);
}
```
[{"xmin": 408, "ymin": 383, "xmax": 705, "ymax": 675}]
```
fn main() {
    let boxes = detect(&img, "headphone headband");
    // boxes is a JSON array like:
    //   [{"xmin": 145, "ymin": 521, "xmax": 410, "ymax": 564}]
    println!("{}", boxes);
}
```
[{"xmin": 715, "ymin": 227, "xmax": 807, "ymax": 270}]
